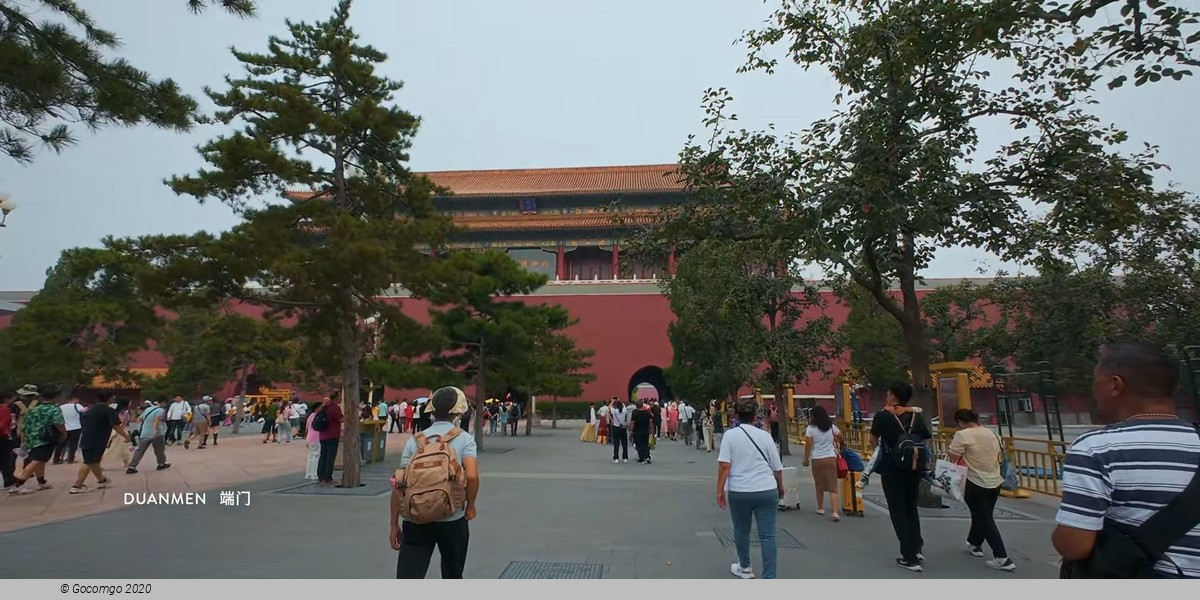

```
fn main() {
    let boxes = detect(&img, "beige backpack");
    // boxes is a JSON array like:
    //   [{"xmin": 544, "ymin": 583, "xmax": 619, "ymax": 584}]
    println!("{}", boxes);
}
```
[{"xmin": 395, "ymin": 427, "xmax": 467, "ymax": 524}]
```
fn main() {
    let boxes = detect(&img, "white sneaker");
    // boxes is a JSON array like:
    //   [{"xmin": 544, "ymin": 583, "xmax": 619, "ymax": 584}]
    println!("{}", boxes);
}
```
[
  {"xmin": 987, "ymin": 558, "xmax": 1016, "ymax": 572},
  {"xmin": 622, "ymin": 458, "xmax": 628, "ymax": 463},
  {"xmin": 730, "ymin": 562, "xmax": 755, "ymax": 579},
  {"xmin": 69, "ymin": 485, "xmax": 91, "ymax": 494},
  {"xmin": 613, "ymin": 459, "xmax": 619, "ymax": 464},
  {"xmin": 37, "ymin": 482, "xmax": 53, "ymax": 491},
  {"xmin": 966, "ymin": 541, "xmax": 983, "ymax": 557},
  {"xmin": 12, "ymin": 486, "xmax": 36, "ymax": 495}
]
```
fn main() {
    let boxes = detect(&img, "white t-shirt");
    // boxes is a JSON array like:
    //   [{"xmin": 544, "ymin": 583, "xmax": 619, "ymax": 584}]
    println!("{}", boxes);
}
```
[
  {"xmin": 60, "ymin": 403, "xmax": 83, "ymax": 431},
  {"xmin": 681, "ymin": 405, "xmax": 695, "ymax": 422},
  {"xmin": 804, "ymin": 424, "xmax": 841, "ymax": 459},
  {"xmin": 718, "ymin": 424, "xmax": 784, "ymax": 493},
  {"xmin": 167, "ymin": 401, "xmax": 191, "ymax": 420}
]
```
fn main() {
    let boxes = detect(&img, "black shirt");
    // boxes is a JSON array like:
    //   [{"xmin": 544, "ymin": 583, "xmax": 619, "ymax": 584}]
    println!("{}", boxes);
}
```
[
  {"xmin": 631, "ymin": 409, "xmax": 653, "ymax": 434},
  {"xmin": 650, "ymin": 405, "xmax": 662, "ymax": 423},
  {"xmin": 79, "ymin": 403, "xmax": 121, "ymax": 450}
]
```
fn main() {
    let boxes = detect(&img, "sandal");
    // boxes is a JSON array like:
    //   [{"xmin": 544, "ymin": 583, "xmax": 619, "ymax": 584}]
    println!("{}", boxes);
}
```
[
  {"xmin": 816, "ymin": 509, "xmax": 826, "ymax": 516},
  {"xmin": 832, "ymin": 513, "xmax": 841, "ymax": 522}
]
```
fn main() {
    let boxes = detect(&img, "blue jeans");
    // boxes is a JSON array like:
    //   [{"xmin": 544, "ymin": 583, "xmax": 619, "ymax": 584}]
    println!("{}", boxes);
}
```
[{"xmin": 728, "ymin": 489, "xmax": 778, "ymax": 579}]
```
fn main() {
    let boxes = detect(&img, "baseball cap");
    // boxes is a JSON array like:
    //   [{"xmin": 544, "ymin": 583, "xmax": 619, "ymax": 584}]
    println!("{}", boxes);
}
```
[{"xmin": 16, "ymin": 384, "xmax": 38, "ymax": 398}]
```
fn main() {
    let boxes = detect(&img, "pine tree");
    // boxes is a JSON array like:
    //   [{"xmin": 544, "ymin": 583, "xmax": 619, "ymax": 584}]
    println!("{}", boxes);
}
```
[
  {"xmin": 0, "ymin": 0, "xmax": 255, "ymax": 163},
  {"xmin": 160, "ymin": 0, "xmax": 452, "ymax": 487}
]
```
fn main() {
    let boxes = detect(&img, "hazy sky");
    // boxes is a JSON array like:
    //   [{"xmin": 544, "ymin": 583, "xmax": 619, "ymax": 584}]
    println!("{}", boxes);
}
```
[{"xmin": 1, "ymin": 0, "xmax": 1197, "ymax": 290}]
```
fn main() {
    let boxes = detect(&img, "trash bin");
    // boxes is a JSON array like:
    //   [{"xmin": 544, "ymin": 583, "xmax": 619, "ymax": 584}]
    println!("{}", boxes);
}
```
[{"xmin": 360, "ymin": 419, "xmax": 387, "ymax": 464}]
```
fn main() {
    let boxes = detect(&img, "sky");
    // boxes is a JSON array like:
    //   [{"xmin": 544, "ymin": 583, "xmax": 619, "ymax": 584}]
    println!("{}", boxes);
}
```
[{"xmin": 1, "ymin": 0, "xmax": 1197, "ymax": 290}]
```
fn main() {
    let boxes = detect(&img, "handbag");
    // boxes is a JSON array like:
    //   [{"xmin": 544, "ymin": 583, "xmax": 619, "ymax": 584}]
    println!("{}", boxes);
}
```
[
  {"xmin": 994, "ymin": 432, "xmax": 1020, "ymax": 491},
  {"xmin": 933, "ymin": 458, "xmax": 969, "ymax": 502},
  {"xmin": 1061, "ymin": 423, "xmax": 1200, "ymax": 579},
  {"xmin": 836, "ymin": 453, "xmax": 850, "ymax": 479},
  {"xmin": 649, "ymin": 434, "xmax": 657, "ymax": 450}
]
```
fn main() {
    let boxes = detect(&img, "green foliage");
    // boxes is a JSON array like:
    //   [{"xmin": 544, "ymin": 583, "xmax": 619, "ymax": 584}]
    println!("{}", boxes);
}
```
[
  {"xmin": 145, "ymin": 306, "xmax": 293, "ymax": 399},
  {"xmin": 0, "ymin": 0, "xmax": 257, "ymax": 163},
  {"xmin": 658, "ymin": 240, "xmax": 837, "ymax": 415},
  {"xmin": 839, "ymin": 285, "xmax": 907, "ymax": 389},
  {"xmin": 0, "ymin": 247, "xmax": 159, "ymax": 395},
  {"xmin": 662, "ymin": 242, "xmax": 759, "ymax": 403},
  {"xmin": 647, "ymin": 0, "xmax": 1185, "ymax": 404},
  {"xmin": 129, "ymin": 0, "xmax": 450, "ymax": 485}
]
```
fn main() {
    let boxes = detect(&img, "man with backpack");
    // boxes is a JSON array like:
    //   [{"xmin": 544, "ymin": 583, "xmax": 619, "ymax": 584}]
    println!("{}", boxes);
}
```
[
  {"xmin": 1055, "ymin": 344, "xmax": 1200, "ymax": 579},
  {"xmin": 389, "ymin": 386, "xmax": 479, "ymax": 579},
  {"xmin": 869, "ymin": 381, "xmax": 932, "ymax": 572},
  {"xmin": 7, "ymin": 386, "xmax": 65, "ymax": 494},
  {"xmin": 312, "ymin": 393, "xmax": 344, "ymax": 486}
]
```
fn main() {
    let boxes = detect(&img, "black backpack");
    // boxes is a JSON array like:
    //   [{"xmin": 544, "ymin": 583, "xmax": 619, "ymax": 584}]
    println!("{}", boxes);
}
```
[
  {"xmin": 888, "ymin": 411, "xmax": 931, "ymax": 472},
  {"xmin": 311, "ymin": 407, "xmax": 329, "ymax": 432}
]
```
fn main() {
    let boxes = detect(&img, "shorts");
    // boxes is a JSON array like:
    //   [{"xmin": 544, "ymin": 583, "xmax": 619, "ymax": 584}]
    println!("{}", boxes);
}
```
[
  {"xmin": 192, "ymin": 419, "xmax": 208, "ymax": 435},
  {"xmin": 82, "ymin": 448, "xmax": 104, "ymax": 465},
  {"xmin": 210, "ymin": 416, "xmax": 221, "ymax": 427},
  {"xmin": 27, "ymin": 443, "xmax": 55, "ymax": 463},
  {"xmin": 262, "ymin": 421, "xmax": 276, "ymax": 434}
]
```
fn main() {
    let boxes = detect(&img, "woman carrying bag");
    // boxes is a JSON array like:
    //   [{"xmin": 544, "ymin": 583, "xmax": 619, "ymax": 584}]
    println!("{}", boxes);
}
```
[
  {"xmin": 947, "ymin": 408, "xmax": 1016, "ymax": 572},
  {"xmin": 802, "ymin": 405, "xmax": 843, "ymax": 521}
]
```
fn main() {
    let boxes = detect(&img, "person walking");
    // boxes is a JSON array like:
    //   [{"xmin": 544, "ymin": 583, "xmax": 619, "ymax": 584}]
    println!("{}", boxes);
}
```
[
  {"xmin": 508, "ymin": 402, "xmax": 520, "ymax": 436},
  {"xmin": 277, "ymin": 400, "xmax": 295, "ymax": 444},
  {"xmin": 0, "ymin": 392, "xmax": 17, "ymax": 490},
  {"xmin": 7, "ymin": 388, "xmax": 65, "ymax": 495},
  {"xmin": 404, "ymin": 400, "xmax": 415, "ymax": 434},
  {"xmin": 870, "ymin": 382, "xmax": 932, "ymax": 572},
  {"xmin": 388, "ymin": 401, "xmax": 401, "ymax": 433},
  {"xmin": 499, "ymin": 403, "xmax": 510, "ymax": 437},
  {"xmin": 1055, "ymin": 344, "xmax": 1200, "ymax": 579},
  {"xmin": 768, "ymin": 403, "xmax": 781, "ymax": 445},
  {"xmin": 165, "ymin": 396, "xmax": 190, "ymax": 446},
  {"xmin": 631, "ymin": 401, "xmax": 654, "ymax": 464},
  {"xmin": 947, "ymin": 408, "xmax": 1014, "ymax": 571},
  {"xmin": 292, "ymin": 399, "xmax": 307, "ymax": 440},
  {"xmin": 596, "ymin": 400, "xmax": 611, "ymax": 445},
  {"xmin": 803, "ymin": 405, "xmax": 842, "ymax": 521},
  {"xmin": 608, "ymin": 400, "xmax": 630, "ymax": 463},
  {"xmin": 650, "ymin": 400, "xmax": 662, "ymax": 438},
  {"xmin": 184, "ymin": 399, "xmax": 210, "ymax": 450},
  {"xmin": 304, "ymin": 409, "xmax": 321, "ymax": 480},
  {"xmin": 666, "ymin": 401, "xmax": 679, "ymax": 441},
  {"xmin": 206, "ymin": 396, "xmax": 224, "ymax": 446},
  {"xmin": 53, "ymin": 397, "xmax": 84, "ymax": 464},
  {"xmin": 70, "ymin": 396, "xmax": 130, "ymax": 494},
  {"xmin": 701, "ymin": 404, "xmax": 715, "ymax": 453},
  {"xmin": 315, "ymin": 394, "xmax": 344, "ymax": 486},
  {"xmin": 717, "ymin": 397, "xmax": 785, "ymax": 579},
  {"xmin": 680, "ymin": 400, "xmax": 695, "ymax": 447},
  {"xmin": 390, "ymin": 386, "xmax": 480, "ymax": 579},
  {"xmin": 126, "ymin": 397, "xmax": 170, "ymax": 475}
]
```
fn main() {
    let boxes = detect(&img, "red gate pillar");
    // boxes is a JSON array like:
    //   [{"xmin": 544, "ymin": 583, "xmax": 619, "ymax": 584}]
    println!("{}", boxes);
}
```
[
  {"xmin": 556, "ymin": 245, "xmax": 565, "ymax": 280},
  {"xmin": 668, "ymin": 247, "xmax": 677, "ymax": 275},
  {"xmin": 611, "ymin": 244, "xmax": 620, "ymax": 280}
]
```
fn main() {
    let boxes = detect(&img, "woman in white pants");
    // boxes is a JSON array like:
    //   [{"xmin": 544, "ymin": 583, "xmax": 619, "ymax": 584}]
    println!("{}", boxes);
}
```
[{"xmin": 303, "ymin": 412, "xmax": 320, "ymax": 480}]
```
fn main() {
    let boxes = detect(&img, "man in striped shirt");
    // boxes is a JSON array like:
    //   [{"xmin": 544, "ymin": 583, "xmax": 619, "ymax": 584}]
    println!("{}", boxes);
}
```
[{"xmin": 1053, "ymin": 344, "xmax": 1200, "ymax": 578}]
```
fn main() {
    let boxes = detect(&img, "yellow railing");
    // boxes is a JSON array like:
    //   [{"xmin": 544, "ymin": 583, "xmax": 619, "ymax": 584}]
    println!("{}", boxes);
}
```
[{"xmin": 786, "ymin": 419, "xmax": 1068, "ymax": 498}]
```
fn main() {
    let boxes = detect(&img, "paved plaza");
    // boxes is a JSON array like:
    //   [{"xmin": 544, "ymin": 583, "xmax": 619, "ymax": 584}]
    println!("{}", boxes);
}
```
[{"xmin": 0, "ymin": 423, "xmax": 1064, "ymax": 579}]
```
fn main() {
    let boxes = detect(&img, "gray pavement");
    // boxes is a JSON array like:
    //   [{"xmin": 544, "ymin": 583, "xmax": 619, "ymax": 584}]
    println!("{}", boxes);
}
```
[{"xmin": 0, "ymin": 425, "xmax": 1064, "ymax": 579}]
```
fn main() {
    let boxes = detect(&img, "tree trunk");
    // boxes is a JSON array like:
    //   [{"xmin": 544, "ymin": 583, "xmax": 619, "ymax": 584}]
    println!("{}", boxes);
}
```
[
  {"xmin": 551, "ymin": 395, "xmax": 557, "ymax": 429},
  {"xmin": 338, "ymin": 325, "xmax": 362, "ymax": 488},
  {"xmin": 232, "ymin": 366, "xmax": 248, "ymax": 434},
  {"xmin": 773, "ymin": 381, "xmax": 791, "ymax": 456},
  {"xmin": 897, "ymin": 236, "xmax": 933, "ymax": 411},
  {"xmin": 474, "ymin": 345, "xmax": 485, "ymax": 452},
  {"xmin": 524, "ymin": 394, "xmax": 533, "ymax": 436}
]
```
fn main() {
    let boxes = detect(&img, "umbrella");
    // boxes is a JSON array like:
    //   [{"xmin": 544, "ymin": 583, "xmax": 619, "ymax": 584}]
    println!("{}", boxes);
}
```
[{"xmin": 414, "ymin": 397, "xmax": 429, "ymax": 404}]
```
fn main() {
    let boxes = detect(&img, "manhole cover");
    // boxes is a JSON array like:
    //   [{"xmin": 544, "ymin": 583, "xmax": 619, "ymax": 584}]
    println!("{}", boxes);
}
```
[
  {"xmin": 712, "ymin": 527, "xmax": 805, "ymax": 549},
  {"xmin": 269, "ymin": 480, "xmax": 392, "ymax": 496},
  {"xmin": 862, "ymin": 494, "xmax": 1037, "ymax": 521},
  {"xmin": 499, "ymin": 561, "xmax": 604, "ymax": 579}
]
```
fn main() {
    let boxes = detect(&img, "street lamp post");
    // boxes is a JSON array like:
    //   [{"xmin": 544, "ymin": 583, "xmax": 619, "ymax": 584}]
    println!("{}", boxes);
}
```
[{"xmin": 0, "ymin": 193, "xmax": 16, "ymax": 227}]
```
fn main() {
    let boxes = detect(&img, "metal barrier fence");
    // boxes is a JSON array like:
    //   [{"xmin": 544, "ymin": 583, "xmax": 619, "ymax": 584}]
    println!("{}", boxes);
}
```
[{"xmin": 786, "ymin": 418, "xmax": 1068, "ymax": 497}]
